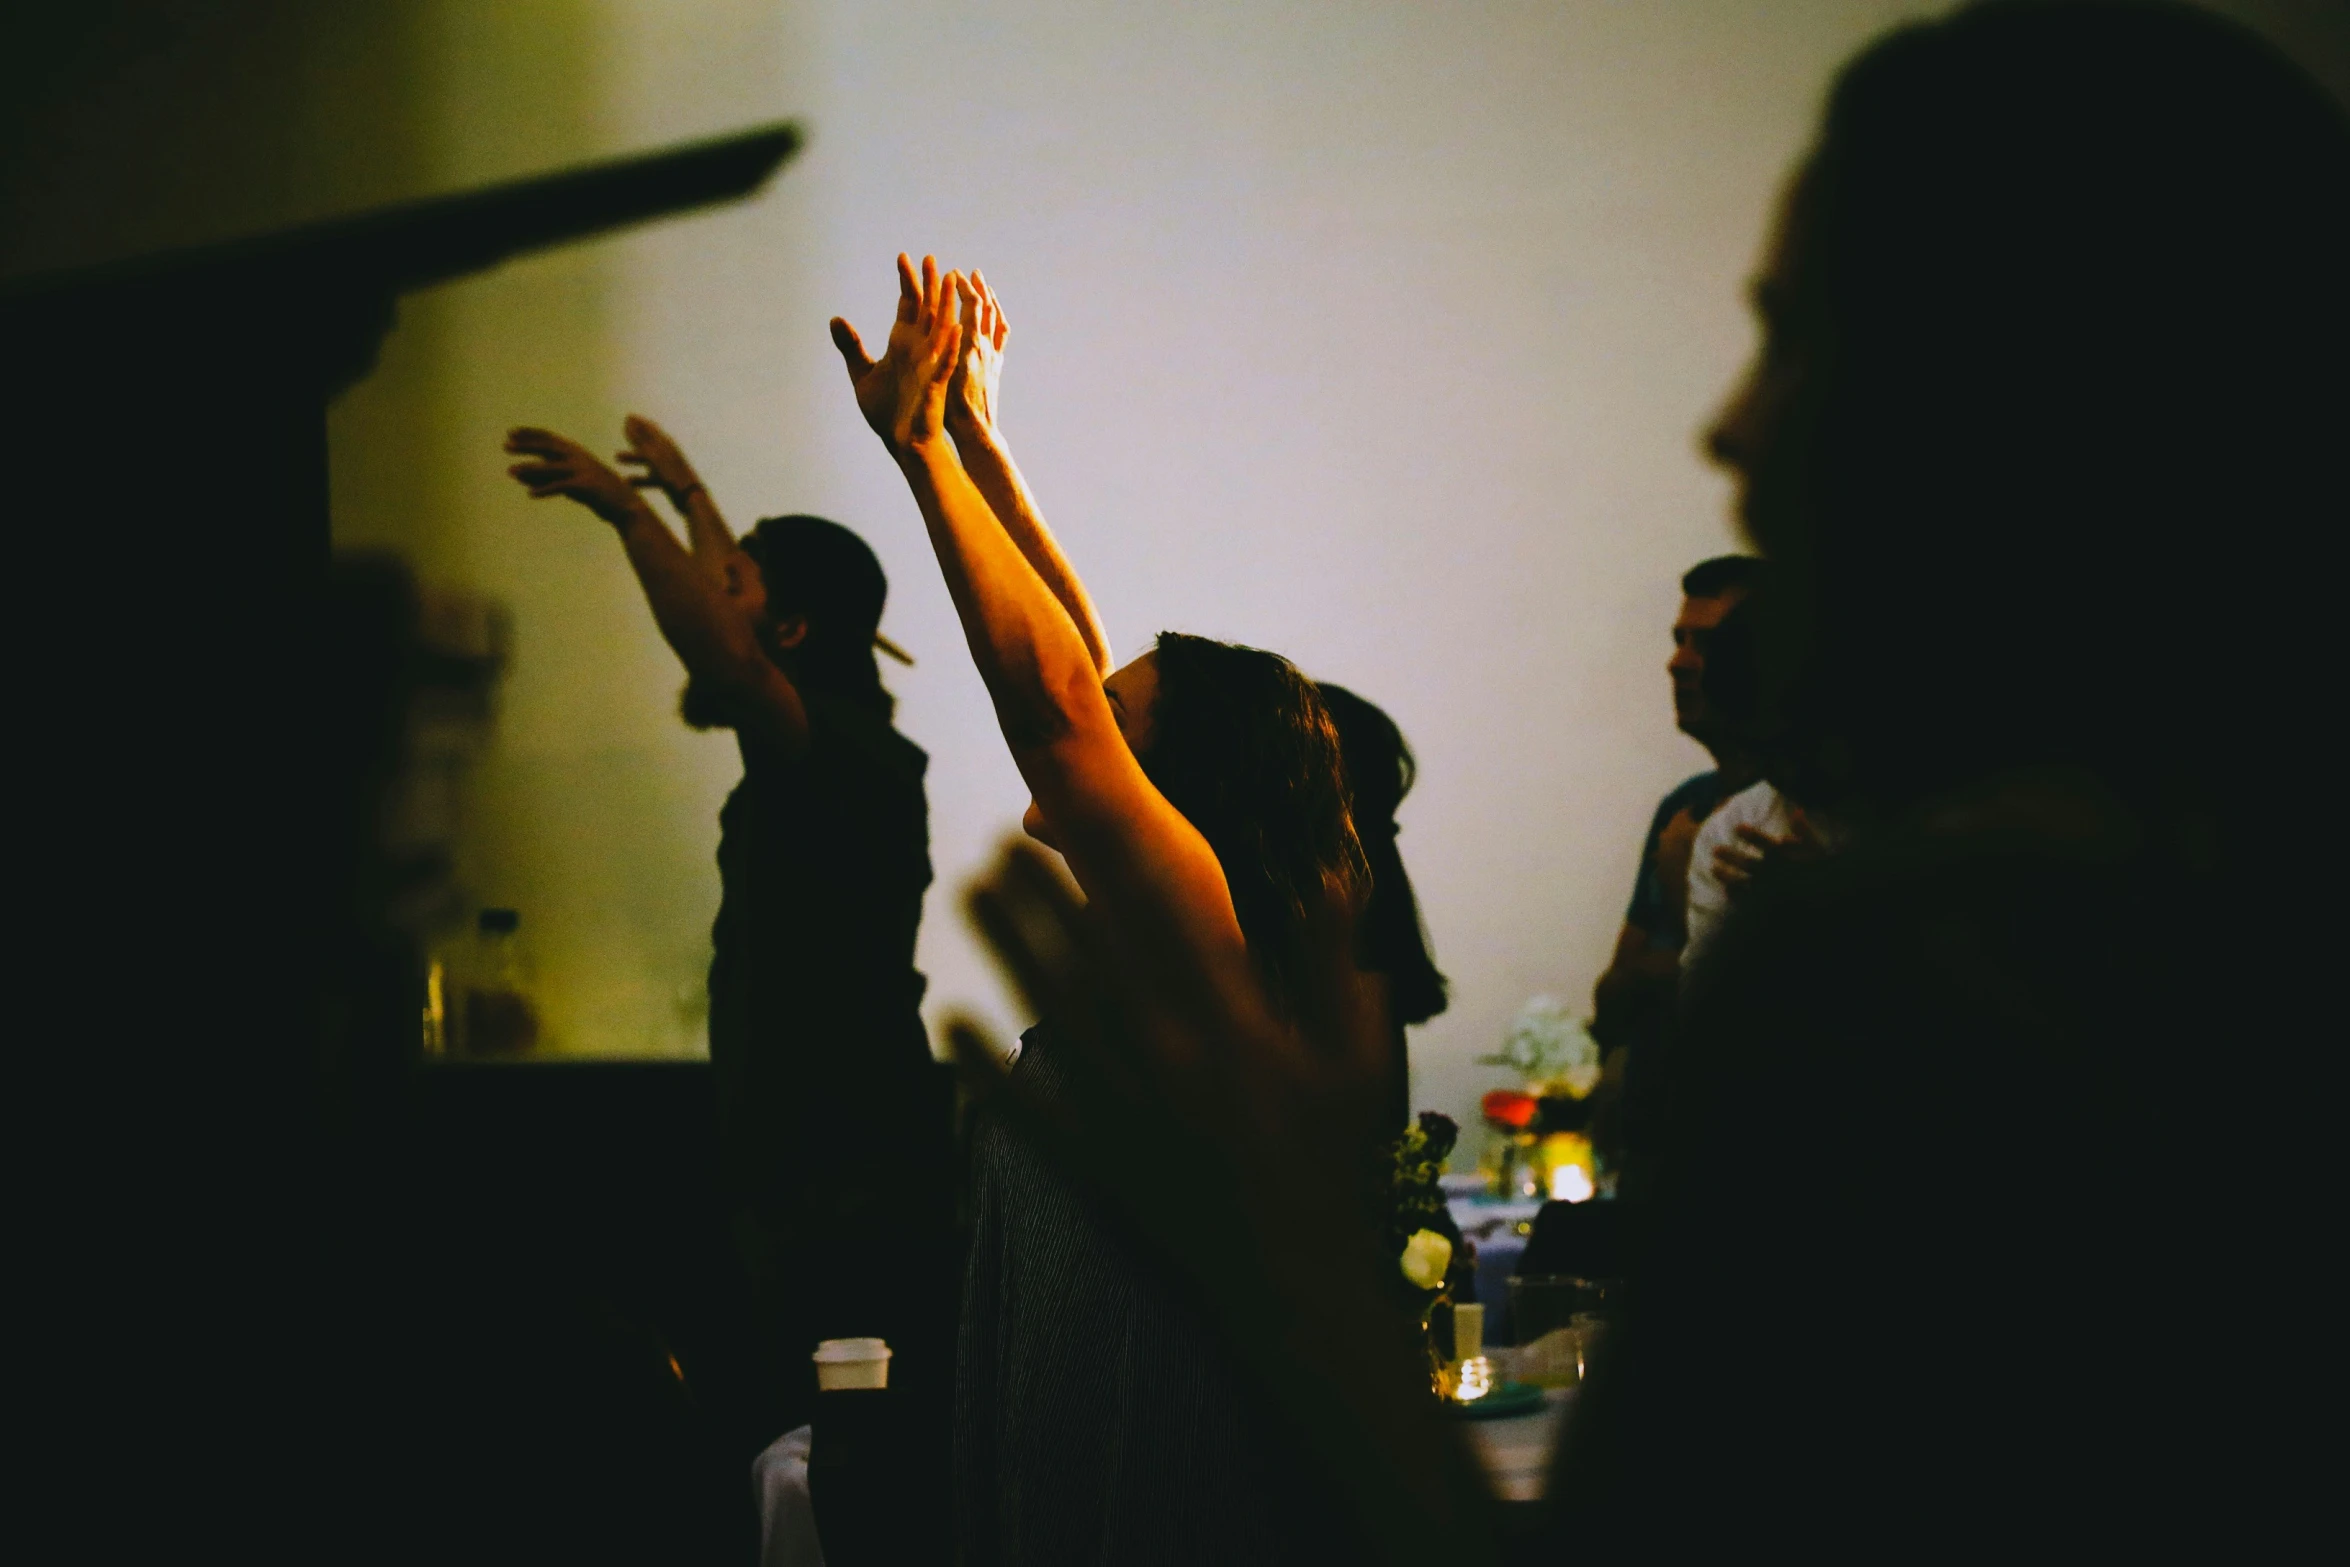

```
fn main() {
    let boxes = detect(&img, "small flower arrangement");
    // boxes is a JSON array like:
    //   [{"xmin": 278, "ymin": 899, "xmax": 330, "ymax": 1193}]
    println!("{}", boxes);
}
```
[
  {"xmin": 1478, "ymin": 997, "xmax": 1607, "ymax": 1198},
  {"xmin": 1383, "ymin": 1111, "xmax": 1466, "ymax": 1303},
  {"xmin": 1480, "ymin": 994, "xmax": 1603, "ymax": 1100}
]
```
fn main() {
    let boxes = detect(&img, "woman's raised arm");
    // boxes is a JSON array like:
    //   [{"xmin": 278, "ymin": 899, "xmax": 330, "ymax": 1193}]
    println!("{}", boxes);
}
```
[
  {"xmin": 944, "ymin": 271, "xmax": 1114, "ymax": 677},
  {"xmin": 830, "ymin": 256, "xmax": 1237, "ymax": 948}
]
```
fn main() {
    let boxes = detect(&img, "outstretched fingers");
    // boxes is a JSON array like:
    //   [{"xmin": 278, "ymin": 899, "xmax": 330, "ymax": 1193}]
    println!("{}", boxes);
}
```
[
  {"xmin": 506, "ymin": 432, "xmax": 588, "ymax": 496},
  {"xmin": 830, "ymin": 316, "xmax": 876, "ymax": 378},
  {"xmin": 895, "ymin": 252, "xmax": 921, "ymax": 323},
  {"xmin": 617, "ymin": 450, "xmax": 664, "ymax": 490},
  {"xmin": 507, "ymin": 462, "xmax": 572, "ymax": 495},
  {"xmin": 973, "ymin": 269, "xmax": 1008, "ymax": 349},
  {"xmin": 962, "ymin": 270, "xmax": 983, "ymax": 332},
  {"xmin": 938, "ymin": 270, "xmax": 969, "ymax": 354},
  {"xmin": 838, "ymin": 255, "xmax": 976, "ymax": 445},
  {"xmin": 504, "ymin": 426, "xmax": 570, "ymax": 457},
  {"xmin": 620, "ymin": 413, "xmax": 678, "ymax": 463}
]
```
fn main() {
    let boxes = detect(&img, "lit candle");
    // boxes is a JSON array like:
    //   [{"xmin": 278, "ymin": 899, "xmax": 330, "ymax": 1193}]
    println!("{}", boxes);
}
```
[
  {"xmin": 1454, "ymin": 1302, "xmax": 1484, "ymax": 1364},
  {"xmin": 1449, "ymin": 1303, "xmax": 1491, "ymax": 1403},
  {"xmin": 1537, "ymin": 1131, "xmax": 1596, "ymax": 1203}
]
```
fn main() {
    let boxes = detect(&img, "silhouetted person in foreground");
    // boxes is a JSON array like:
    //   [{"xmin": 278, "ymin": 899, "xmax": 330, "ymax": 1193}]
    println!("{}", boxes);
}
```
[
  {"xmin": 1561, "ymin": 1, "xmax": 2349, "ymax": 1552},
  {"xmin": 1589, "ymin": 554, "xmax": 1763, "ymax": 1061},
  {"xmin": 945, "ymin": 4, "xmax": 2345, "ymax": 1562},
  {"xmin": 504, "ymin": 419, "xmax": 954, "ymax": 1539},
  {"xmin": 1319, "ymin": 683, "xmax": 1449, "ymax": 1133}
]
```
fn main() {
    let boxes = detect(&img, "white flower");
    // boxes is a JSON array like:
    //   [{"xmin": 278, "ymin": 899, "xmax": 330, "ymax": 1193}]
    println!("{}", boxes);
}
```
[
  {"xmin": 1486, "ymin": 995, "xmax": 1602, "ymax": 1097},
  {"xmin": 1557, "ymin": 1059, "xmax": 1603, "ymax": 1099},
  {"xmin": 1400, "ymin": 1228, "xmax": 1453, "ymax": 1291}
]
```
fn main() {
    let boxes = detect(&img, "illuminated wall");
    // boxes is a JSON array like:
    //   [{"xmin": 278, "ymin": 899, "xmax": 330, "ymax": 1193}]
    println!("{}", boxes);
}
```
[
  {"xmin": 10, "ymin": 3, "xmax": 2341, "ymax": 1141},
  {"xmin": 323, "ymin": 1, "xmax": 813, "ymax": 1059}
]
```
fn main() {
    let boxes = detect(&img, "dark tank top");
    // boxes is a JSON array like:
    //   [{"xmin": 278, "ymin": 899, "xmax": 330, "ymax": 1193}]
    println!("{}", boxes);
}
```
[{"xmin": 954, "ymin": 1023, "xmax": 1347, "ymax": 1565}]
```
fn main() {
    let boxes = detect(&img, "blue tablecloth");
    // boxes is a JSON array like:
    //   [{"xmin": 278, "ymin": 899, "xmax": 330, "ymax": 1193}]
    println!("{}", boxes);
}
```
[{"xmin": 1447, "ymin": 1195, "xmax": 1542, "ymax": 1341}]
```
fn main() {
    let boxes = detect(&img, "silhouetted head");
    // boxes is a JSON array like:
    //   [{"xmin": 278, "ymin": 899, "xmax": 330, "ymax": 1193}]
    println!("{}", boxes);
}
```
[
  {"xmin": 1668, "ymin": 555, "xmax": 1765, "ymax": 749},
  {"xmin": 1695, "ymin": 585, "xmax": 1772, "ymax": 758},
  {"xmin": 1318, "ymin": 683, "xmax": 1447, "ymax": 1026},
  {"xmin": 1027, "ymin": 634, "xmax": 1365, "ymax": 1013},
  {"xmin": 681, "ymin": 515, "xmax": 896, "ymax": 728},
  {"xmin": 1706, "ymin": 0, "xmax": 2350, "ymax": 814}
]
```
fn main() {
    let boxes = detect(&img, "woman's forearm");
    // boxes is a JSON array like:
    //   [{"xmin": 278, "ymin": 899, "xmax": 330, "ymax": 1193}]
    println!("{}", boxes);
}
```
[
  {"xmin": 952, "ymin": 420, "xmax": 1113, "ymax": 675},
  {"xmin": 896, "ymin": 438, "xmax": 1112, "ymax": 750}
]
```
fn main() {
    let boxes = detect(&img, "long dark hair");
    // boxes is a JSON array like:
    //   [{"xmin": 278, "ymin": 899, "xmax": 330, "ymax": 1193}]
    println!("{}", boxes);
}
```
[
  {"xmin": 1141, "ymin": 633, "xmax": 1367, "ymax": 1015},
  {"xmin": 1766, "ymin": 1, "xmax": 2349, "ymax": 817},
  {"xmin": 1317, "ymin": 684, "xmax": 1447, "ymax": 1026}
]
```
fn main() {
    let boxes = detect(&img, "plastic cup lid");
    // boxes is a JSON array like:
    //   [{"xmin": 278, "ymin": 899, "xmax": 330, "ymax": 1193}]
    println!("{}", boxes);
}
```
[{"xmin": 812, "ymin": 1337, "xmax": 892, "ymax": 1363}]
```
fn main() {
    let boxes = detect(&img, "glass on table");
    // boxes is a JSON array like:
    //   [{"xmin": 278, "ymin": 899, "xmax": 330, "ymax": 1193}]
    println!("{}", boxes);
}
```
[{"xmin": 1505, "ymin": 1274, "xmax": 1618, "ymax": 1387}]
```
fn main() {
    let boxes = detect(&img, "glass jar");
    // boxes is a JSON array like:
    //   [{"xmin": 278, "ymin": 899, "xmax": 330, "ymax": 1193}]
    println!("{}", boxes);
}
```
[{"xmin": 460, "ymin": 907, "xmax": 539, "ymax": 1054}]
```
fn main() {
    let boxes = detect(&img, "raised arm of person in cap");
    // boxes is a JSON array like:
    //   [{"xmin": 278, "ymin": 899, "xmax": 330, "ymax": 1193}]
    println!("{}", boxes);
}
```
[
  {"xmin": 829, "ymin": 254, "xmax": 1242, "ymax": 970},
  {"xmin": 943, "ymin": 271, "xmax": 1114, "ymax": 676},
  {"xmin": 504, "ymin": 425, "xmax": 810, "ymax": 755},
  {"xmin": 614, "ymin": 414, "xmax": 746, "ymax": 591}
]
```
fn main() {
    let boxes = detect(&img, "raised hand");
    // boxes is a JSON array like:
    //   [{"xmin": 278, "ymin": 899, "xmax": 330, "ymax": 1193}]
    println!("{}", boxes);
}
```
[
  {"xmin": 830, "ymin": 253, "xmax": 965, "ymax": 454},
  {"xmin": 614, "ymin": 414, "xmax": 703, "ymax": 504},
  {"xmin": 949, "ymin": 269, "xmax": 1009, "ymax": 435},
  {"xmin": 504, "ymin": 427, "xmax": 650, "ymax": 528}
]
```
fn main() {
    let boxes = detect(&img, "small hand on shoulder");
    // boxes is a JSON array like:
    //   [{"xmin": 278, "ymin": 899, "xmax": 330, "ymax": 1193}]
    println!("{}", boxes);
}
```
[{"xmin": 1714, "ymin": 810, "xmax": 1829, "ymax": 903}]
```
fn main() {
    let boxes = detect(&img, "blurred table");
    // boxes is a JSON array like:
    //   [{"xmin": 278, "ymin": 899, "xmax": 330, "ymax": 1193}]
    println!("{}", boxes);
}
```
[{"xmin": 1446, "ymin": 1192, "xmax": 1542, "ymax": 1338}]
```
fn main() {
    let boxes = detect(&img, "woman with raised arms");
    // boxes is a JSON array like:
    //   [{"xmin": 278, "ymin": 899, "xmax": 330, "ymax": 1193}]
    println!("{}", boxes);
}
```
[{"xmin": 831, "ymin": 257, "xmax": 1371, "ymax": 1564}]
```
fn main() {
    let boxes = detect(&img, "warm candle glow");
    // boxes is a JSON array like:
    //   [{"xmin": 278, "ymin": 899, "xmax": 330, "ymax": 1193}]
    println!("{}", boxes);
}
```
[
  {"xmin": 1536, "ymin": 1131, "xmax": 1596, "ymax": 1203},
  {"xmin": 421, "ymin": 960, "xmax": 446, "ymax": 1056}
]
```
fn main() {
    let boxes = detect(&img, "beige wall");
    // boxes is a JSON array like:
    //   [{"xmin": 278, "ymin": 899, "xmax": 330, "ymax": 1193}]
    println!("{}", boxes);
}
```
[
  {"xmin": 792, "ymin": 0, "xmax": 1963, "ymax": 1126},
  {"xmin": 13, "ymin": 2, "xmax": 2343, "ymax": 1129}
]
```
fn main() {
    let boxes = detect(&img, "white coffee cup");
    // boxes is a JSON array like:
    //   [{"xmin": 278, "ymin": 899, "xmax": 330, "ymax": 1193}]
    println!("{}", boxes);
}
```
[{"xmin": 812, "ymin": 1337, "xmax": 892, "ymax": 1391}]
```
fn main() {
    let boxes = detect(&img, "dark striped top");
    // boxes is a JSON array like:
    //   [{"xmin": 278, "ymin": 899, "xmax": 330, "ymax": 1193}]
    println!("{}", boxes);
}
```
[{"xmin": 954, "ymin": 1025, "xmax": 1336, "ymax": 1565}]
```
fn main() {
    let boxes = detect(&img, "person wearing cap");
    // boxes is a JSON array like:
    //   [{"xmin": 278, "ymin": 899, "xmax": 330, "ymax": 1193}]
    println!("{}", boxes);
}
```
[{"xmin": 503, "ymin": 417, "xmax": 953, "ymax": 1496}]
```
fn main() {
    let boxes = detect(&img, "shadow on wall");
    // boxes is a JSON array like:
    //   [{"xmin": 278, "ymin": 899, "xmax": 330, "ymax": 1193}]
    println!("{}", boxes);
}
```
[
  {"xmin": 340, "ymin": 5, "xmax": 760, "ymax": 1057},
  {"xmin": 328, "ymin": 4, "xmax": 750, "ymax": 1058},
  {"xmin": 9, "ymin": 3, "xmax": 755, "ymax": 1057}
]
